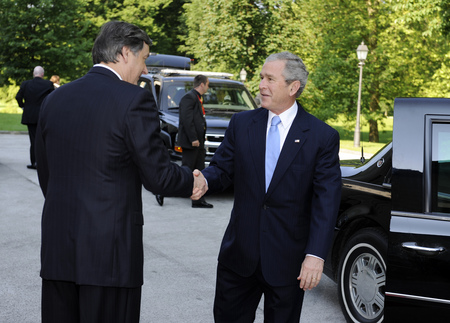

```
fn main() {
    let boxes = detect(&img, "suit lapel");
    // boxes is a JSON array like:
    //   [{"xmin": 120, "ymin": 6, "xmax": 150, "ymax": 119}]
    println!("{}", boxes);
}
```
[
  {"xmin": 266, "ymin": 104, "xmax": 310, "ymax": 196},
  {"xmin": 248, "ymin": 108, "xmax": 269, "ymax": 194}
]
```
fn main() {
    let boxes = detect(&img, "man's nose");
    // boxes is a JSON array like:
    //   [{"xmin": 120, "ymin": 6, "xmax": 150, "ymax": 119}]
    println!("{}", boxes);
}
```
[{"xmin": 259, "ymin": 79, "xmax": 266, "ymax": 89}]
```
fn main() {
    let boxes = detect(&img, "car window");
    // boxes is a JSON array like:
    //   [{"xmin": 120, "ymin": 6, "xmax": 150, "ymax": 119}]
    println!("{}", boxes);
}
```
[
  {"xmin": 163, "ymin": 84, "xmax": 189, "ymax": 108},
  {"xmin": 204, "ymin": 84, "xmax": 255, "ymax": 111},
  {"xmin": 431, "ymin": 122, "xmax": 450, "ymax": 213},
  {"xmin": 161, "ymin": 80, "xmax": 256, "ymax": 112}
]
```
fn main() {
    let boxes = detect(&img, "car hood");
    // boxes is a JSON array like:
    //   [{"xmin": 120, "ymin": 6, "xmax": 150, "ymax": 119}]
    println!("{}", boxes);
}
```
[{"xmin": 205, "ymin": 113, "xmax": 232, "ymax": 135}]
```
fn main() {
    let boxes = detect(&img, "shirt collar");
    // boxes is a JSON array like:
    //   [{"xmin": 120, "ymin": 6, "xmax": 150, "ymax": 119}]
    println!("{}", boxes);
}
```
[
  {"xmin": 267, "ymin": 101, "xmax": 298, "ymax": 128},
  {"xmin": 93, "ymin": 64, "xmax": 122, "ymax": 81}
]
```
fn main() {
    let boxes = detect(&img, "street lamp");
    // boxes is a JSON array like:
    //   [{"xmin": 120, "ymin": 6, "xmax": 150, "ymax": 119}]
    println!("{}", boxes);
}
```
[
  {"xmin": 354, "ymin": 41, "xmax": 369, "ymax": 147},
  {"xmin": 240, "ymin": 68, "xmax": 247, "ymax": 82}
]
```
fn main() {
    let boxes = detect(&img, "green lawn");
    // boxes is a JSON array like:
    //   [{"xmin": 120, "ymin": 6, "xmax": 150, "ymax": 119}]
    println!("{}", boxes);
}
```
[
  {"xmin": 328, "ymin": 115, "xmax": 393, "ymax": 155},
  {"xmin": 0, "ymin": 103, "xmax": 27, "ymax": 132}
]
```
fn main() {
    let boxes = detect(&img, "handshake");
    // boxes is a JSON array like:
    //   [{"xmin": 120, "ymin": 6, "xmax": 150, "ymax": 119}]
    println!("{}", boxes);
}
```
[{"xmin": 191, "ymin": 169, "xmax": 208, "ymax": 200}]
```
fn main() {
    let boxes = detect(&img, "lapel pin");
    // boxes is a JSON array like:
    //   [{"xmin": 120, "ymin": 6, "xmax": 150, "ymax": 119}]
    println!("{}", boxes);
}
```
[{"xmin": 295, "ymin": 139, "xmax": 300, "ymax": 143}]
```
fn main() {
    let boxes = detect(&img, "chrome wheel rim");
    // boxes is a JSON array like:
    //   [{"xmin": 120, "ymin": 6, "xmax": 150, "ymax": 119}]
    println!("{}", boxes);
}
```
[{"xmin": 348, "ymin": 250, "xmax": 385, "ymax": 320}]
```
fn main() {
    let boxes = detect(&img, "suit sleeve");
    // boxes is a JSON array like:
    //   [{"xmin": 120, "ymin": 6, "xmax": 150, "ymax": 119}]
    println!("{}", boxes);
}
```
[
  {"xmin": 125, "ymin": 90, "xmax": 194, "ymax": 197},
  {"xmin": 179, "ymin": 94, "xmax": 198, "ymax": 143},
  {"xmin": 305, "ymin": 129, "xmax": 342, "ymax": 259},
  {"xmin": 15, "ymin": 81, "xmax": 26, "ymax": 108},
  {"xmin": 35, "ymin": 96, "xmax": 50, "ymax": 196},
  {"xmin": 202, "ymin": 114, "xmax": 236, "ymax": 193}
]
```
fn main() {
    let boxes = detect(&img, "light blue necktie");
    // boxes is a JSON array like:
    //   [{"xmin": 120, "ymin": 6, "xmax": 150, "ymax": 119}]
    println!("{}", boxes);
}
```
[{"xmin": 265, "ymin": 116, "xmax": 281, "ymax": 191}]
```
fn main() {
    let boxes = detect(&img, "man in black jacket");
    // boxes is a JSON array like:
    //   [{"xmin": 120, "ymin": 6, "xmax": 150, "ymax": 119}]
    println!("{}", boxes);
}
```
[
  {"xmin": 177, "ymin": 75, "xmax": 213, "ymax": 208},
  {"xmin": 16, "ymin": 66, "xmax": 54, "ymax": 169}
]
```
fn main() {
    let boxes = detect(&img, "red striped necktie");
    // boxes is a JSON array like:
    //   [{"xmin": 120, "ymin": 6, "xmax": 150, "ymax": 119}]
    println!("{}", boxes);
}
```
[{"xmin": 197, "ymin": 94, "xmax": 205, "ymax": 115}]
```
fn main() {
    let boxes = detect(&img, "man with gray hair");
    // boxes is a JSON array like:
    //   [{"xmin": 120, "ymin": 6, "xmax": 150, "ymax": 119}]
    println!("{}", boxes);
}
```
[
  {"xmin": 35, "ymin": 21, "xmax": 207, "ymax": 322},
  {"xmin": 202, "ymin": 51, "xmax": 342, "ymax": 322},
  {"xmin": 16, "ymin": 65, "xmax": 54, "ymax": 169}
]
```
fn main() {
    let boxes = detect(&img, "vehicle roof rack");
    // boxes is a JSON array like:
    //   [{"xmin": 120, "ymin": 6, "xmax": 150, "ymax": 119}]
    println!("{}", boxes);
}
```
[{"xmin": 158, "ymin": 69, "xmax": 234, "ymax": 79}]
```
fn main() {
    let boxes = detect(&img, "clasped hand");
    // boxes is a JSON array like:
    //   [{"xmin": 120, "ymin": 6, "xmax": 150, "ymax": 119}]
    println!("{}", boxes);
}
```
[{"xmin": 191, "ymin": 169, "xmax": 208, "ymax": 200}]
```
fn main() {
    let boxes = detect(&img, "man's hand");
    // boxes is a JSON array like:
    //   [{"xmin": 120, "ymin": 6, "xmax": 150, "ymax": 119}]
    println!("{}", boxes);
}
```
[
  {"xmin": 192, "ymin": 140, "xmax": 200, "ymax": 147},
  {"xmin": 191, "ymin": 169, "xmax": 208, "ymax": 200},
  {"xmin": 297, "ymin": 256, "xmax": 324, "ymax": 291}
]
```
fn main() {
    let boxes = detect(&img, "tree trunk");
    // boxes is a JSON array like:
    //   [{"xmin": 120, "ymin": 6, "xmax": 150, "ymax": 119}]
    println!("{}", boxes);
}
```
[{"xmin": 369, "ymin": 119, "xmax": 379, "ymax": 142}]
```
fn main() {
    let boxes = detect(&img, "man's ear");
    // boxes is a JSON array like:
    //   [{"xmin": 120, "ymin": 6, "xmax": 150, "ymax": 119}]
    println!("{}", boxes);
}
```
[
  {"xmin": 120, "ymin": 46, "xmax": 130, "ymax": 63},
  {"xmin": 289, "ymin": 80, "xmax": 301, "ymax": 97}
]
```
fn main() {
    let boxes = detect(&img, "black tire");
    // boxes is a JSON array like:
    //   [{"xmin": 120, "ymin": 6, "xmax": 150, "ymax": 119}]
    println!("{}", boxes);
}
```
[{"xmin": 338, "ymin": 227, "xmax": 387, "ymax": 323}]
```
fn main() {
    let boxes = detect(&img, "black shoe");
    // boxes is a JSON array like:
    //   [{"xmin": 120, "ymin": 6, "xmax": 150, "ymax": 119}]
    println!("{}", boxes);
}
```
[
  {"xmin": 27, "ymin": 163, "xmax": 37, "ymax": 169},
  {"xmin": 155, "ymin": 195, "xmax": 164, "ymax": 206},
  {"xmin": 192, "ymin": 200, "xmax": 213, "ymax": 208}
]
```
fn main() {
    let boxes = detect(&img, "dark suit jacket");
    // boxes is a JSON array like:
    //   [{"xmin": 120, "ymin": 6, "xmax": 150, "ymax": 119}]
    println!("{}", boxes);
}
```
[
  {"xmin": 202, "ymin": 104, "xmax": 341, "ymax": 286},
  {"xmin": 177, "ymin": 89, "xmax": 206, "ymax": 149},
  {"xmin": 35, "ymin": 67, "xmax": 193, "ymax": 288},
  {"xmin": 16, "ymin": 77, "xmax": 54, "ymax": 125}
]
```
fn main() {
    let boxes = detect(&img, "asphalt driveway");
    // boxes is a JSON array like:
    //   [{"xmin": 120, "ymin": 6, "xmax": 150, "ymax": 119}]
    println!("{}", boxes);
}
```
[{"xmin": 0, "ymin": 133, "xmax": 345, "ymax": 322}]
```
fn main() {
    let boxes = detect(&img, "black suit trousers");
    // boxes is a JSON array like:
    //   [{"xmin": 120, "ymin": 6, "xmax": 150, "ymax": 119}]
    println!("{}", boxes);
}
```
[
  {"xmin": 27, "ymin": 124, "xmax": 37, "ymax": 165},
  {"xmin": 181, "ymin": 147, "xmax": 206, "ymax": 171},
  {"xmin": 213, "ymin": 262, "xmax": 304, "ymax": 323},
  {"xmin": 42, "ymin": 279, "xmax": 142, "ymax": 323}
]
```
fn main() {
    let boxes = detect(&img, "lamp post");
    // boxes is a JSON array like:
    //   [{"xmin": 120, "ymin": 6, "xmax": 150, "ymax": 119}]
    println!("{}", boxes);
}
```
[
  {"xmin": 240, "ymin": 68, "xmax": 247, "ymax": 82},
  {"xmin": 353, "ymin": 41, "xmax": 369, "ymax": 147}
]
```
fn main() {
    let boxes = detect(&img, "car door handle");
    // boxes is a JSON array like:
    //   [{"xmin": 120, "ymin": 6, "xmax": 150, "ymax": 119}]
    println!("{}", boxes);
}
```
[{"xmin": 402, "ymin": 242, "xmax": 445, "ymax": 256}]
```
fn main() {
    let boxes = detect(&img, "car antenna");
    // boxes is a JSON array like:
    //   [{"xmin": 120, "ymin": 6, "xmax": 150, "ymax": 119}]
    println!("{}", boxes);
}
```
[{"xmin": 360, "ymin": 143, "xmax": 365, "ymax": 164}]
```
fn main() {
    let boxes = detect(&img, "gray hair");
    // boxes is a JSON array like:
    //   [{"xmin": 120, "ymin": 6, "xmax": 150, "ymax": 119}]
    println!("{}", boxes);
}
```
[
  {"xmin": 265, "ymin": 51, "xmax": 309, "ymax": 97},
  {"xmin": 92, "ymin": 21, "xmax": 152, "ymax": 65},
  {"xmin": 33, "ymin": 66, "xmax": 45, "ymax": 78}
]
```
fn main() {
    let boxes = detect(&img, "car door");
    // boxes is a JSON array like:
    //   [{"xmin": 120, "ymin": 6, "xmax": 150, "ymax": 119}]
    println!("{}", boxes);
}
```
[{"xmin": 385, "ymin": 115, "xmax": 450, "ymax": 322}]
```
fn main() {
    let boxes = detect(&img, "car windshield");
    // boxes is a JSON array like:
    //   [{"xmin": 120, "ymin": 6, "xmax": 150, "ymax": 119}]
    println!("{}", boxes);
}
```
[{"xmin": 162, "ymin": 80, "xmax": 256, "ymax": 112}]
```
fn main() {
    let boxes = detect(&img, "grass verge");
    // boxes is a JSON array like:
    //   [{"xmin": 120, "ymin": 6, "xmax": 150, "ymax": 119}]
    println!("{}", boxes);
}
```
[{"xmin": 0, "ymin": 103, "xmax": 27, "ymax": 132}]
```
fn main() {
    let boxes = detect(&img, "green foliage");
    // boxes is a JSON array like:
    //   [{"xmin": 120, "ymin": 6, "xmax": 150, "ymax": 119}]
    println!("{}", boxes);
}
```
[
  {"xmin": 0, "ymin": 82, "xmax": 20, "ymax": 104},
  {"xmin": 181, "ymin": 0, "xmax": 305, "ymax": 83},
  {"xmin": 296, "ymin": 0, "xmax": 449, "ymax": 142},
  {"xmin": 442, "ymin": 0, "xmax": 450, "ymax": 36},
  {"xmin": 0, "ymin": 0, "xmax": 93, "ymax": 84},
  {"xmin": 0, "ymin": 0, "xmax": 449, "ymax": 140}
]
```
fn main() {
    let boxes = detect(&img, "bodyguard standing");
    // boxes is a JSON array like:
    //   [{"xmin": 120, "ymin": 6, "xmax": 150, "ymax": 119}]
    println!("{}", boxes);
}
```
[
  {"xmin": 156, "ymin": 75, "xmax": 213, "ymax": 208},
  {"xmin": 202, "ymin": 51, "xmax": 341, "ymax": 322},
  {"xmin": 35, "ymin": 21, "xmax": 207, "ymax": 323},
  {"xmin": 15, "ymin": 66, "xmax": 54, "ymax": 169}
]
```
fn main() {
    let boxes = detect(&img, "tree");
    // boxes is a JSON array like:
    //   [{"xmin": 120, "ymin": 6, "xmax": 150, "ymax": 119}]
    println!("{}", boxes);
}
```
[
  {"xmin": 180, "ymin": 0, "xmax": 306, "ymax": 94},
  {"xmin": 83, "ymin": 0, "xmax": 186, "ymax": 56},
  {"xmin": 302, "ymin": 0, "xmax": 449, "ymax": 142},
  {"xmin": 0, "ymin": 0, "xmax": 93, "ymax": 84}
]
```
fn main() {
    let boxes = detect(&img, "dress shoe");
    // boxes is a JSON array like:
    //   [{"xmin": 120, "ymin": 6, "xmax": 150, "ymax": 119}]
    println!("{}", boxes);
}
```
[
  {"xmin": 155, "ymin": 194, "xmax": 164, "ymax": 206},
  {"xmin": 27, "ymin": 163, "xmax": 37, "ymax": 169},
  {"xmin": 192, "ymin": 200, "xmax": 213, "ymax": 208}
]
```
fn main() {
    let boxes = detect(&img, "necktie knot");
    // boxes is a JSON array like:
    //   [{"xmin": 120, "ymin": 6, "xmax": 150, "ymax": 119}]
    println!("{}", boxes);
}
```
[{"xmin": 271, "ymin": 116, "xmax": 281, "ymax": 127}]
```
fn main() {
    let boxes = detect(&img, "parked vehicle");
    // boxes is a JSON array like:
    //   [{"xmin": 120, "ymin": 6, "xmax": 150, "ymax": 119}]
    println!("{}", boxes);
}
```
[
  {"xmin": 138, "ymin": 69, "xmax": 257, "ymax": 161},
  {"xmin": 324, "ymin": 98, "xmax": 450, "ymax": 322},
  {"xmin": 145, "ymin": 53, "xmax": 192, "ymax": 72}
]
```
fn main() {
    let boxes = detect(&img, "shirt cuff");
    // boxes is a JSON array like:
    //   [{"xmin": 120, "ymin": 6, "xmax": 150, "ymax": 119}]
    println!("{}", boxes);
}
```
[{"xmin": 306, "ymin": 254, "xmax": 324, "ymax": 262}]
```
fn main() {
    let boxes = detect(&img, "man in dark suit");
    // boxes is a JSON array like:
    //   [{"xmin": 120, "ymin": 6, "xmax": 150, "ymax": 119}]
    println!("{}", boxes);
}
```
[
  {"xmin": 156, "ymin": 75, "xmax": 213, "ymax": 208},
  {"xmin": 16, "ymin": 66, "xmax": 54, "ymax": 169},
  {"xmin": 35, "ymin": 21, "xmax": 207, "ymax": 323},
  {"xmin": 202, "ymin": 51, "xmax": 342, "ymax": 322}
]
